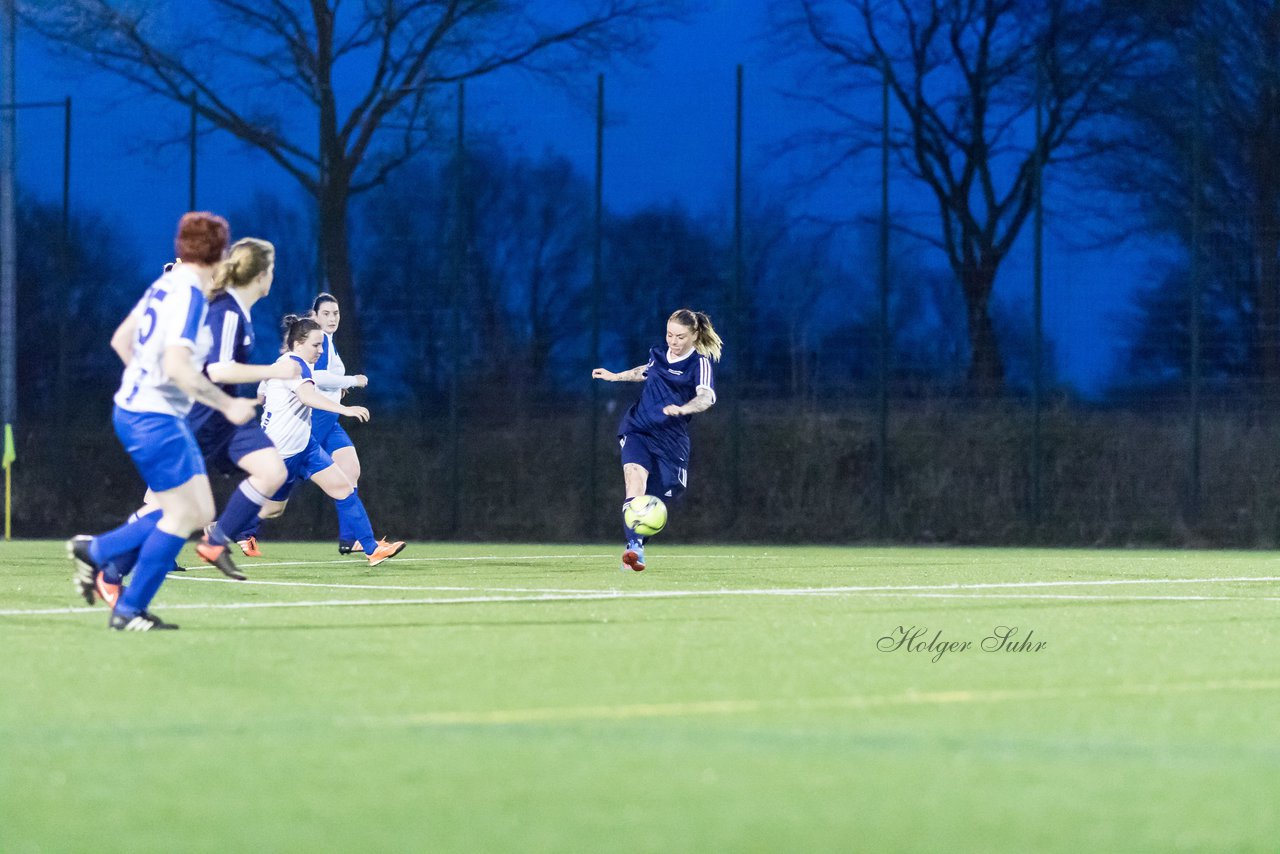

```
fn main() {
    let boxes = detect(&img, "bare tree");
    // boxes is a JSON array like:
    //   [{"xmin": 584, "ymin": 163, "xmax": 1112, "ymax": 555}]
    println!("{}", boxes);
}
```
[
  {"xmin": 776, "ymin": 0, "xmax": 1146, "ymax": 394},
  {"xmin": 1104, "ymin": 2, "xmax": 1280, "ymax": 401},
  {"xmin": 23, "ymin": 0, "xmax": 685, "ymax": 364}
]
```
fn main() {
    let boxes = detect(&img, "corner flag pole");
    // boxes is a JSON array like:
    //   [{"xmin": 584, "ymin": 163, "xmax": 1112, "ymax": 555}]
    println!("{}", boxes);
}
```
[
  {"xmin": 2, "ymin": 423, "xmax": 13, "ymax": 540},
  {"xmin": 1, "ymin": 0, "xmax": 13, "ymax": 541}
]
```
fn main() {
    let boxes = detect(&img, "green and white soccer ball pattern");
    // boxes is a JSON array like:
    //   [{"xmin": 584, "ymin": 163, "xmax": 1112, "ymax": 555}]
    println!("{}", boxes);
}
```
[{"xmin": 624, "ymin": 495, "xmax": 668, "ymax": 537}]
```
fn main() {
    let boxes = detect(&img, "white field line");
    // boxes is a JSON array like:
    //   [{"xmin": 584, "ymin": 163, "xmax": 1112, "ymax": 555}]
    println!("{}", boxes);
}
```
[
  {"xmin": 349, "ymin": 678, "xmax": 1280, "ymax": 726},
  {"xmin": 167, "ymin": 571, "xmax": 1280, "ymax": 598},
  {"xmin": 5, "ymin": 574, "xmax": 1280, "ymax": 617},
  {"xmin": 216, "ymin": 552, "xmax": 788, "ymax": 569},
  {"xmin": 222, "ymin": 554, "xmax": 614, "ymax": 569},
  {"xmin": 171, "ymin": 576, "xmax": 602, "ymax": 594},
  {"xmin": 870, "ymin": 592, "xmax": 1280, "ymax": 602}
]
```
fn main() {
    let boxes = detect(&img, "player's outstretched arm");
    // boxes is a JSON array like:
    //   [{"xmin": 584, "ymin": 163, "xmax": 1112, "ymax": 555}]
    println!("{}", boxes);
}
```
[
  {"xmin": 313, "ymin": 370, "xmax": 367, "ymax": 392},
  {"xmin": 592, "ymin": 364, "xmax": 649, "ymax": 382},
  {"xmin": 295, "ymin": 381, "xmax": 370, "ymax": 422},
  {"xmin": 207, "ymin": 358, "xmax": 302, "ymax": 385},
  {"xmin": 162, "ymin": 346, "xmax": 257, "ymax": 425}
]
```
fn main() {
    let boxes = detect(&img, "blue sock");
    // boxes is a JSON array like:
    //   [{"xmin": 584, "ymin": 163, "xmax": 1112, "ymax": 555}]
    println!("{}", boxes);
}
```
[
  {"xmin": 117, "ymin": 527, "xmax": 186, "ymax": 616},
  {"xmin": 336, "ymin": 488, "xmax": 359, "ymax": 544},
  {"xmin": 90, "ymin": 513, "xmax": 160, "ymax": 565},
  {"xmin": 622, "ymin": 501, "xmax": 640, "ymax": 545},
  {"xmin": 209, "ymin": 481, "xmax": 269, "ymax": 544},
  {"xmin": 335, "ymin": 492, "xmax": 377, "ymax": 554},
  {"xmin": 238, "ymin": 514, "xmax": 263, "ymax": 540},
  {"xmin": 101, "ymin": 551, "xmax": 135, "ymax": 584}
]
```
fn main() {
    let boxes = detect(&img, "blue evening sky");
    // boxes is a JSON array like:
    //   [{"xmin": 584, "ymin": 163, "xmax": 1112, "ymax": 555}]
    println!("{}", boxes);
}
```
[{"xmin": 11, "ymin": 1, "xmax": 1154, "ymax": 395}]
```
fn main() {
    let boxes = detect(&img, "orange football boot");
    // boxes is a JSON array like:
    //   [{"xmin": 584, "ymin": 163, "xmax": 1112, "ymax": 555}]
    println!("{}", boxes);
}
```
[{"xmin": 367, "ymin": 539, "xmax": 407, "ymax": 567}]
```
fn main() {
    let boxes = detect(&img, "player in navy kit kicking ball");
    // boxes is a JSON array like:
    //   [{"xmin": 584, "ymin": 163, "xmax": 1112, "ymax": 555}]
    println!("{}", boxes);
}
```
[{"xmin": 592, "ymin": 309, "xmax": 723, "ymax": 571}]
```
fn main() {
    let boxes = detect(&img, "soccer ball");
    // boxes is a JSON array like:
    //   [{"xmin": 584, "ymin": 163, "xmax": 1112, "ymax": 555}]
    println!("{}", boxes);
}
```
[{"xmin": 624, "ymin": 495, "xmax": 668, "ymax": 537}]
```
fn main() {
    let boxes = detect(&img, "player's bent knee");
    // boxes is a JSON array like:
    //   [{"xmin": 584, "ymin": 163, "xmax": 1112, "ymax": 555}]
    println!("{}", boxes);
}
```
[
  {"xmin": 262, "ymin": 465, "xmax": 287, "ymax": 492},
  {"xmin": 260, "ymin": 501, "xmax": 287, "ymax": 519},
  {"xmin": 325, "ymin": 484, "xmax": 354, "ymax": 501}
]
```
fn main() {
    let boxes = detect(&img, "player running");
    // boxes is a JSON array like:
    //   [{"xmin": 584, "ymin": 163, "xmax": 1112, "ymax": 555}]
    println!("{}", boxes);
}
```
[
  {"xmin": 234, "ymin": 292, "xmax": 369, "ymax": 556},
  {"xmin": 68, "ymin": 212, "xmax": 257, "ymax": 630},
  {"xmin": 73, "ymin": 239, "xmax": 298, "ymax": 606},
  {"xmin": 186, "ymin": 237, "xmax": 298, "ymax": 574},
  {"xmin": 591, "ymin": 308, "xmax": 722, "ymax": 572},
  {"xmin": 252, "ymin": 314, "xmax": 405, "ymax": 566}
]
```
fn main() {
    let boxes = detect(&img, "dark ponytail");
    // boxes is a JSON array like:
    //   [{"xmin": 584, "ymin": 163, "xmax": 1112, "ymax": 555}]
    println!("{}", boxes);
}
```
[{"xmin": 281, "ymin": 313, "xmax": 321, "ymax": 352}]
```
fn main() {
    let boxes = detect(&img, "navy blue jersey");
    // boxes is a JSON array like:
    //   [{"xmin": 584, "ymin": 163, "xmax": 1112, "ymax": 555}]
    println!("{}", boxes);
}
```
[
  {"xmin": 617, "ymin": 346, "xmax": 716, "ymax": 454},
  {"xmin": 201, "ymin": 290, "xmax": 255, "ymax": 394},
  {"xmin": 188, "ymin": 290, "xmax": 255, "ymax": 431}
]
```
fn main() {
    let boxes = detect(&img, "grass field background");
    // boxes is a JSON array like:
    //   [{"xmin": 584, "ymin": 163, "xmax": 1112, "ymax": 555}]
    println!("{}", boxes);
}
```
[{"xmin": 2, "ymin": 540, "xmax": 1278, "ymax": 852}]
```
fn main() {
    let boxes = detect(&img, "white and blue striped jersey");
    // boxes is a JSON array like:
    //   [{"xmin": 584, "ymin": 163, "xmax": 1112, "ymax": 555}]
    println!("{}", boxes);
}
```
[
  {"xmin": 260, "ymin": 354, "xmax": 315, "ymax": 457},
  {"xmin": 313, "ymin": 332, "xmax": 360, "ymax": 404},
  {"xmin": 113, "ymin": 265, "xmax": 212, "ymax": 417}
]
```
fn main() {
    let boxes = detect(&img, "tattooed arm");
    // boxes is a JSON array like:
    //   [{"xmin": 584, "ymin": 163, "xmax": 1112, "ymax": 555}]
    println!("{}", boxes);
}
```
[
  {"xmin": 662, "ymin": 387, "xmax": 716, "ymax": 417},
  {"xmin": 591, "ymin": 364, "xmax": 649, "ymax": 382}
]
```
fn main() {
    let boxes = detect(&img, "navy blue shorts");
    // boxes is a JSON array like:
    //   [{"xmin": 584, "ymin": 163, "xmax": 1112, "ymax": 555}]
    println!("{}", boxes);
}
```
[
  {"xmin": 113, "ymin": 406, "xmax": 207, "ymax": 492},
  {"xmin": 619, "ymin": 432, "xmax": 688, "ymax": 501},
  {"xmin": 270, "ymin": 436, "xmax": 335, "ymax": 501},
  {"xmin": 311, "ymin": 409, "xmax": 354, "ymax": 455},
  {"xmin": 192, "ymin": 412, "xmax": 276, "ymax": 475}
]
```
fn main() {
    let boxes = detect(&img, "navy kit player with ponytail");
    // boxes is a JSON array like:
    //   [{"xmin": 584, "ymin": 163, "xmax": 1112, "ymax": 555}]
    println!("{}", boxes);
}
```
[
  {"xmin": 592, "ymin": 309, "xmax": 723, "ymax": 572},
  {"xmin": 188, "ymin": 238, "xmax": 298, "ymax": 575}
]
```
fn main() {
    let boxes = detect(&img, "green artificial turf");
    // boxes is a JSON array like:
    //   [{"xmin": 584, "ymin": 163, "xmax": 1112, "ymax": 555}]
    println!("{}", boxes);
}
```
[{"xmin": 1, "ymin": 540, "xmax": 1277, "ymax": 852}]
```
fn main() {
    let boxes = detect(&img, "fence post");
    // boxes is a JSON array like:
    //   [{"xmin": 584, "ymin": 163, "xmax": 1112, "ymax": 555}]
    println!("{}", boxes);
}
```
[
  {"xmin": 877, "ymin": 60, "xmax": 890, "ymax": 538},
  {"xmin": 449, "ymin": 81, "xmax": 465, "ymax": 535},
  {"xmin": 188, "ymin": 91, "xmax": 197, "ymax": 210},
  {"xmin": 729, "ymin": 64, "xmax": 744, "ymax": 531},
  {"xmin": 1031, "ymin": 58, "xmax": 1044, "ymax": 532},
  {"xmin": 1188, "ymin": 45, "xmax": 1204, "ymax": 524},
  {"xmin": 587, "ymin": 73, "xmax": 604, "ymax": 539}
]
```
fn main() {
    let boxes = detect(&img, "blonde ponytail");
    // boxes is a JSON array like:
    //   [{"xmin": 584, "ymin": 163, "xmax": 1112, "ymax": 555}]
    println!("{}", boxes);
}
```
[{"xmin": 213, "ymin": 237, "xmax": 275, "ymax": 296}]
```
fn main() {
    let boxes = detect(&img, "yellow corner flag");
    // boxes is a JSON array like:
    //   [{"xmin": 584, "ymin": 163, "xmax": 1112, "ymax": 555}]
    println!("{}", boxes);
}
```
[{"xmin": 3, "ymin": 423, "xmax": 13, "ymax": 541}]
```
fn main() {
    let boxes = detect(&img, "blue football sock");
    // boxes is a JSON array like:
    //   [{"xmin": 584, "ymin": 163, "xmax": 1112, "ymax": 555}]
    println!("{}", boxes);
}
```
[
  {"xmin": 90, "ymin": 512, "xmax": 160, "ymax": 565},
  {"xmin": 238, "ymin": 514, "xmax": 263, "ymax": 540},
  {"xmin": 209, "ymin": 480, "xmax": 269, "ymax": 545},
  {"xmin": 101, "ymin": 551, "xmax": 136, "ymax": 584},
  {"xmin": 621, "ymin": 500, "xmax": 640, "ymax": 544},
  {"xmin": 336, "ymin": 488, "xmax": 358, "ymax": 544},
  {"xmin": 117, "ymin": 527, "xmax": 186, "ymax": 616},
  {"xmin": 335, "ymin": 492, "xmax": 377, "ymax": 554}
]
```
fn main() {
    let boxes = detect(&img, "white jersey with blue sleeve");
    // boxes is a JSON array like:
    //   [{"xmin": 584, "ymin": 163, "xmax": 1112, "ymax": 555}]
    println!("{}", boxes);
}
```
[
  {"xmin": 112, "ymin": 265, "xmax": 211, "ymax": 417},
  {"xmin": 312, "ymin": 332, "xmax": 360, "ymax": 404},
  {"xmin": 260, "ymin": 354, "xmax": 316, "ymax": 457}
]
